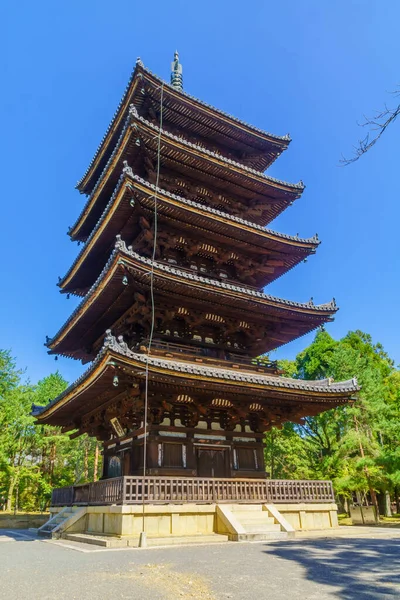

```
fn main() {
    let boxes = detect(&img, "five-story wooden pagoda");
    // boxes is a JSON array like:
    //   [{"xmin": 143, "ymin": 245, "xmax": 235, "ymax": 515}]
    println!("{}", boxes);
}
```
[{"xmin": 34, "ymin": 54, "xmax": 358, "ymax": 482}]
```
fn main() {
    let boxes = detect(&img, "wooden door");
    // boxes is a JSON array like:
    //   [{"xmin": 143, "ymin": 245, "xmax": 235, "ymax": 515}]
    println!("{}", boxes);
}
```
[{"xmin": 197, "ymin": 448, "xmax": 227, "ymax": 477}]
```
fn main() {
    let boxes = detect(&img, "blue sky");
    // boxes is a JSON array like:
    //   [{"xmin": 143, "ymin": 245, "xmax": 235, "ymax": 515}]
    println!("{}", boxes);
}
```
[{"xmin": 2, "ymin": 0, "xmax": 399, "ymax": 385}]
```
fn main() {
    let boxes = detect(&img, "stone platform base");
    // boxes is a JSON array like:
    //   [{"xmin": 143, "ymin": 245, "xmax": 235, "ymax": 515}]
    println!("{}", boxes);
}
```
[
  {"xmin": 275, "ymin": 503, "xmax": 339, "ymax": 530},
  {"xmin": 48, "ymin": 502, "xmax": 338, "ymax": 542},
  {"xmin": 63, "ymin": 532, "xmax": 229, "ymax": 547}
]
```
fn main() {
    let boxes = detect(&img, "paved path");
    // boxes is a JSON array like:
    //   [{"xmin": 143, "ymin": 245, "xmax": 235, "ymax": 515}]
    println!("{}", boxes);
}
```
[{"xmin": 1, "ymin": 529, "xmax": 399, "ymax": 599}]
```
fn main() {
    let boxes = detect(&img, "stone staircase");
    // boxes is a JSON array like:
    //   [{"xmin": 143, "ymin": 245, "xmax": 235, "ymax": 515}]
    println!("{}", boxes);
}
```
[
  {"xmin": 217, "ymin": 504, "xmax": 292, "ymax": 541},
  {"xmin": 38, "ymin": 507, "xmax": 85, "ymax": 538}
]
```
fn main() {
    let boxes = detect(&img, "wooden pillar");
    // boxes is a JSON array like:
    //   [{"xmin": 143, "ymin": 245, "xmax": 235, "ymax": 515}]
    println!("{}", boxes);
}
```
[
  {"xmin": 101, "ymin": 444, "xmax": 108, "ymax": 479},
  {"xmin": 147, "ymin": 435, "xmax": 159, "ymax": 470},
  {"xmin": 186, "ymin": 433, "xmax": 196, "ymax": 472}
]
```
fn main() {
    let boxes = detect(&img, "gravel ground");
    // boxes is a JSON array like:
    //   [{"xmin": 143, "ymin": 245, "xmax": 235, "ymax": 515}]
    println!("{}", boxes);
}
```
[{"xmin": 1, "ymin": 529, "xmax": 399, "ymax": 599}]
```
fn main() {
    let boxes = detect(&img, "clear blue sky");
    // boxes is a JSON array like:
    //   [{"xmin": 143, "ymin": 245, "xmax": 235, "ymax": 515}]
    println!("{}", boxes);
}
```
[{"xmin": 2, "ymin": 0, "xmax": 399, "ymax": 385}]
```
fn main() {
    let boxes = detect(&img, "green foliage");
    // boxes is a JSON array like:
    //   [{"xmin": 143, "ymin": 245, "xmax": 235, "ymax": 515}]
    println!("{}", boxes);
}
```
[
  {"xmin": 296, "ymin": 330, "xmax": 339, "ymax": 380},
  {"xmin": 266, "ymin": 329, "xmax": 400, "ymax": 512},
  {"xmin": 0, "ymin": 349, "xmax": 22, "ymax": 396},
  {"xmin": 0, "ymin": 356, "xmax": 101, "ymax": 511}
]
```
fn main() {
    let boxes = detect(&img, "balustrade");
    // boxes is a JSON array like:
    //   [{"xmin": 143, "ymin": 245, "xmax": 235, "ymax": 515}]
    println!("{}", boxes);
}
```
[
  {"xmin": 51, "ymin": 477, "xmax": 335, "ymax": 506},
  {"xmin": 139, "ymin": 339, "xmax": 278, "ymax": 372}
]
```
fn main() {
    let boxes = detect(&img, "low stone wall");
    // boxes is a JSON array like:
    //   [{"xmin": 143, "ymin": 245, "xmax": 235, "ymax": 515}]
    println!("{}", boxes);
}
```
[
  {"xmin": 0, "ymin": 514, "xmax": 49, "ymax": 529},
  {"xmin": 276, "ymin": 503, "xmax": 338, "ymax": 530},
  {"xmin": 50, "ymin": 502, "xmax": 338, "ymax": 537},
  {"xmin": 50, "ymin": 504, "xmax": 216, "ymax": 537}
]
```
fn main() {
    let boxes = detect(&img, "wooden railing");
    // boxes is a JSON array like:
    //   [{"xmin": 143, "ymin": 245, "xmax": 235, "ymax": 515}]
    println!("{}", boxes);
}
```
[
  {"xmin": 266, "ymin": 479, "xmax": 334, "ymax": 503},
  {"xmin": 51, "ymin": 477, "xmax": 335, "ymax": 506},
  {"xmin": 51, "ymin": 477, "xmax": 124, "ymax": 506},
  {"xmin": 139, "ymin": 340, "xmax": 279, "ymax": 372}
]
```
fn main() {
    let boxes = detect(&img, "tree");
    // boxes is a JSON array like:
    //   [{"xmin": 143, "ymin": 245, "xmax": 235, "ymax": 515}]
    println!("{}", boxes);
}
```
[
  {"xmin": 0, "ymin": 383, "xmax": 38, "ymax": 511},
  {"xmin": 341, "ymin": 88, "xmax": 400, "ymax": 164},
  {"xmin": 0, "ymin": 351, "xmax": 30, "ymax": 511},
  {"xmin": 0, "ymin": 349, "xmax": 21, "ymax": 396},
  {"xmin": 264, "ymin": 330, "xmax": 400, "ymax": 516},
  {"xmin": 31, "ymin": 373, "xmax": 101, "ymax": 508},
  {"xmin": 0, "ymin": 355, "xmax": 102, "ymax": 512}
]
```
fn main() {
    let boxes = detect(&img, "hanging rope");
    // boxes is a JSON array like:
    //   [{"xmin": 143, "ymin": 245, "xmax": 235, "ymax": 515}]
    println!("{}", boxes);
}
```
[{"xmin": 141, "ymin": 82, "xmax": 164, "ymax": 539}]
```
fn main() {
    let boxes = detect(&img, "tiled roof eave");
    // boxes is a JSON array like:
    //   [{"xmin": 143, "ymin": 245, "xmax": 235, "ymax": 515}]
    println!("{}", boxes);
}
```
[
  {"xmin": 69, "ymin": 116, "xmax": 133, "ymax": 239},
  {"xmin": 60, "ymin": 174, "xmax": 127, "ymax": 288},
  {"xmin": 106, "ymin": 335, "xmax": 359, "ymax": 392},
  {"xmin": 70, "ymin": 109, "xmax": 304, "ymax": 240},
  {"xmin": 127, "ymin": 172, "xmax": 316, "ymax": 243},
  {"xmin": 139, "ymin": 64, "xmax": 291, "ymax": 144},
  {"xmin": 48, "ymin": 238, "xmax": 337, "ymax": 351},
  {"xmin": 35, "ymin": 332, "xmax": 360, "ymax": 420},
  {"xmin": 34, "ymin": 346, "xmax": 110, "ymax": 419},
  {"xmin": 133, "ymin": 109, "xmax": 303, "ymax": 190},
  {"xmin": 76, "ymin": 60, "xmax": 291, "ymax": 191},
  {"xmin": 116, "ymin": 239, "xmax": 336, "ymax": 312},
  {"xmin": 76, "ymin": 63, "xmax": 140, "ymax": 191},
  {"xmin": 60, "ymin": 171, "xmax": 318, "ymax": 291}
]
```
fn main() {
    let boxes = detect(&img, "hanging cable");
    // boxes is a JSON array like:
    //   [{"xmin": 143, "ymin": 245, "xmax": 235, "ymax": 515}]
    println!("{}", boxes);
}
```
[{"xmin": 140, "ymin": 83, "xmax": 164, "ymax": 545}]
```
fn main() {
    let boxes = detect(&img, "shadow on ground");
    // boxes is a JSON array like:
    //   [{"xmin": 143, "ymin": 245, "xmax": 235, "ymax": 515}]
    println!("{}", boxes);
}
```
[
  {"xmin": 0, "ymin": 529, "xmax": 36, "ymax": 542},
  {"xmin": 264, "ymin": 537, "xmax": 400, "ymax": 599}
]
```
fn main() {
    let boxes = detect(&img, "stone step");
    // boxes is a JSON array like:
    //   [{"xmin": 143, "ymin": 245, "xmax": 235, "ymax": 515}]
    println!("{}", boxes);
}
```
[
  {"xmin": 39, "ymin": 517, "xmax": 69, "ymax": 534},
  {"xmin": 233, "ymin": 512, "xmax": 275, "ymax": 523},
  {"xmin": 242, "ymin": 523, "xmax": 281, "ymax": 533},
  {"xmin": 63, "ymin": 533, "xmax": 229, "ymax": 548},
  {"xmin": 39, "ymin": 523, "xmax": 58, "ymax": 531},
  {"xmin": 37, "ymin": 508, "xmax": 83, "ymax": 539},
  {"xmin": 237, "ymin": 531, "xmax": 288, "ymax": 542},
  {"xmin": 230, "ymin": 504, "xmax": 264, "ymax": 512},
  {"xmin": 63, "ymin": 533, "xmax": 119, "ymax": 547}
]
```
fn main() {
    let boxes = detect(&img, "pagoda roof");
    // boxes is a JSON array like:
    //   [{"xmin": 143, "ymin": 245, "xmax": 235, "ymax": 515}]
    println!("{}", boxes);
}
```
[
  {"xmin": 77, "ymin": 60, "xmax": 291, "ymax": 195},
  {"xmin": 60, "ymin": 171, "xmax": 318, "ymax": 296},
  {"xmin": 47, "ymin": 238, "xmax": 337, "ymax": 361},
  {"xmin": 35, "ymin": 332, "xmax": 359, "ymax": 427},
  {"xmin": 70, "ymin": 110, "xmax": 303, "ymax": 241}
]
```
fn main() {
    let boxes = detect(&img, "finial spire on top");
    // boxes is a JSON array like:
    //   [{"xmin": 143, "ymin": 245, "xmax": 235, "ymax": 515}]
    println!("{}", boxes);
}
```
[{"xmin": 170, "ymin": 50, "xmax": 183, "ymax": 91}]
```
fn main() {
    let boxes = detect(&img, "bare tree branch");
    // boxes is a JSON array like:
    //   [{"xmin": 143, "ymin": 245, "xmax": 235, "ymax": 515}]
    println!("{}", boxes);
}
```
[{"xmin": 341, "ymin": 87, "xmax": 400, "ymax": 165}]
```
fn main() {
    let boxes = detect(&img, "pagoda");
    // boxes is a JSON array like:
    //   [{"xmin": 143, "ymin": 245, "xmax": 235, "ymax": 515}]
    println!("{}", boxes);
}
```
[{"xmin": 35, "ymin": 53, "xmax": 358, "ymax": 486}]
